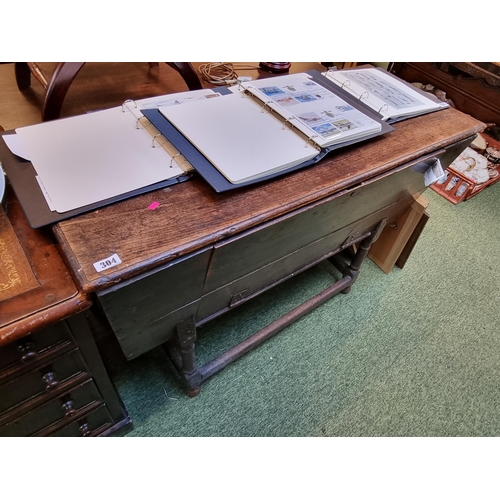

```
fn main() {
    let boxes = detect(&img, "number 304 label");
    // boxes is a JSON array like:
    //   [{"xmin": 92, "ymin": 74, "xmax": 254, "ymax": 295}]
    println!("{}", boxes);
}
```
[{"xmin": 93, "ymin": 253, "xmax": 122, "ymax": 272}]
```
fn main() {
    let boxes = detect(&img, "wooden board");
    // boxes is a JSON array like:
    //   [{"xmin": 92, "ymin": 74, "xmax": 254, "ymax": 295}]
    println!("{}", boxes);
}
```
[
  {"xmin": 369, "ymin": 196, "xmax": 429, "ymax": 273},
  {"xmin": 49, "ymin": 108, "xmax": 484, "ymax": 294}
]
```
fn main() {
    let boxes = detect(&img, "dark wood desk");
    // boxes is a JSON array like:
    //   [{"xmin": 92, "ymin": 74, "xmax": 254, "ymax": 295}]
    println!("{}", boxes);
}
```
[
  {"xmin": 48, "ymin": 107, "xmax": 484, "ymax": 396},
  {"xmin": 0, "ymin": 190, "xmax": 131, "ymax": 436}
]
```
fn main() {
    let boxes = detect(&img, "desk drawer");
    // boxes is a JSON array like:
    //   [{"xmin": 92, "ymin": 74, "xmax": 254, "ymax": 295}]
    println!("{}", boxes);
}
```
[
  {"xmin": 95, "ymin": 143, "xmax": 468, "ymax": 363},
  {"xmin": 0, "ymin": 321, "xmax": 74, "ymax": 378},
  {"xmin": 48, "ymin": 404, "xmax": 113, "ymax": 437},
  {"xmin": 0, "ymin": 378, "xmax": 101, "ymax": 437},
  {"xmin": 109, "ymin": 299, "xmax": 200, "ymax": 360},
  {"xmin": 202, "ymin": 161, "xmax": 428, "ymax": 294},
  {"xmin": 201, "ymin": 141, "xmax": 472, "ymax": 297},
  {"xmin": 0, "ymin": 348, "xmax": 88, "ymax": 416},
  {"xmin": 197, "ymin": 200, "xmax": 407, "ymax": 322},
  {"xmin": 97, "ymin": 248, "xmax": 210, "ymax": 357}
]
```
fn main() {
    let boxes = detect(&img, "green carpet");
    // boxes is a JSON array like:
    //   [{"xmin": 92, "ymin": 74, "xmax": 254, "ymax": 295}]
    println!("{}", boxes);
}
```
[{"xmin": 107, "ymin": 181, "xmax": 500, "ymax": 437}]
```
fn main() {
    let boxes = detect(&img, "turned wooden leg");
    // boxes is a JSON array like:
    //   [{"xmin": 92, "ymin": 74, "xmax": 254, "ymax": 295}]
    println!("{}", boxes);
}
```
[
  {"xmin": 329, "ymin": 219, "xmax": 388, "ymax": 294},
  {"xmin": 14, "ymin": 62, "xmax": 84, "ymax": 120},
  {"xmin": 175, "ymin": 316, "xmax": 202, "ymax": 397},
  {"xmin": 42, "ymin": 62, "xmax": 85, "ymax": 121},
  {"xmin": 344, "ymin": 218, "xmax": 388, "ymax": 293},
  {"xmin": 15, "ymin": 62, "xmax": 32, "ymax": 89},
  {"xmin": 166, "ymin": 62, "xmax": 203, "ymax": 91}
]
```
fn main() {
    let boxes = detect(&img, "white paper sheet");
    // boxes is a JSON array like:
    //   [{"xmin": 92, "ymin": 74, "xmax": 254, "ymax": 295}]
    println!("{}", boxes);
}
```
[
  {"xmin": 159, "ymin": 92, "xmax": 320, "ymax": 184},
  {"xmin": 242, "ymin": 73, "xmax": 382, "ymax": 148},
  {"xmin": 11, "ymin": 88, "xmax": 220, "ymax": 213},
  {"xmin": 324, "ymin": 68, "xmax": 446, "ymax": 121}
]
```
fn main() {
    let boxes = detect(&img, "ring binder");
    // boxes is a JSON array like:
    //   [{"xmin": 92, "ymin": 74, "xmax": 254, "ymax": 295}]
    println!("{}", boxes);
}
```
[
  {"xmin": 323, "ymin": 66, "xmax": 449, "ymax": 123},
  {"xmin": 239, "ymin": 73, "xmax": 387, "ymax": 151},
  {"xmin": 239, "ymin": 87, "xmax": 318, "ymax": 147},
  {"xmin": 4, "ymin": 87, "xmax": 224, "ymax": 227},
  {"xmin": 148, "ymin": 71, "xmax": 393, "ymax": 187}
]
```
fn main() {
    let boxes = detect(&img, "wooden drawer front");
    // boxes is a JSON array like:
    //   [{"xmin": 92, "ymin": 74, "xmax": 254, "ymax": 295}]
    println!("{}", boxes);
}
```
[
  {"xmin": 97, "ymin": 247, "xmax": 210, "ymax": 343},
  {"xmin": 197, "ymin": 200, "xmax": 407, "ymax": 322},
  {"xmin": 438, "ymin": 136, "xmax": 475, "ymax": 169},
  {"xmin": 0, "ymin": 349, "xmax": 88, "ymax": 416},
  {"xmin": 0, "ymin": 321, "xmax": 74, "ymax": 378},
  {"xmin": 49, "ymin": 404, "xmax": 113, "ymax": 437},
  {"xmin": 0, "ymin": 379, "xmax": 101, "ymax": 437},
  {"xmin": 202, "ymin": 161, "xmax": 429, "ymax": 294},
  {"xmin": 111, "ymin": 299, "xmax": 200, "ymax": 360}
]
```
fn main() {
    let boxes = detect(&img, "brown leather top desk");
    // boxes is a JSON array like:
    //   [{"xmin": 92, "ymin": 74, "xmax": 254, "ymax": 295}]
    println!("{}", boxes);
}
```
[
  {"xmin": 42, "ymin": 106, "xmax": 484, "ymax": 396},
  {"xmin": 0, "ymin": 190, "xmax": 130, "ymax": 436}
]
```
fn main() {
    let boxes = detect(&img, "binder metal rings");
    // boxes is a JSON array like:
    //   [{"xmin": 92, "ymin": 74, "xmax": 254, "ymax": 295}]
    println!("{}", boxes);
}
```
[
  {"xmin": 122, "ymin": 99, "xmax": 138, "ymax": 113},
  {"xmin": 305, "ymin": 135, "xmax": 319, "ymax": 149},
  {"xmin": 152, "ymin": 133, "xmax": 162, "ymax": 148},
  {"xmin": 282, "ymin": 116, "xmax": 296, "ymax": 130},
  {"xmin": 170, "ymin": 153, "xmax": 184, "ymax": 169},
  {"xmin": 262, "ymin": 101, "xmax": 273, "ymax": 113},
  {"xmin": 341, "ymin": 79, "xmax": 351, "ymax": 89}
]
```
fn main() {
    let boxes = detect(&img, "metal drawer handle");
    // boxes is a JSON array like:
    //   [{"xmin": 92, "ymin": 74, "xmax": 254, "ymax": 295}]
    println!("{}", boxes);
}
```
[
  {"xmin": 78, "ymin": 422, "xmax": 92, "ymax": 437},
  {"xmin": 18, "ymin": 342, "xmax": 39, "ymax": 364},
  {"xmin": 61, "ymin": 399, "xmax": 76, "ymax": 417},
  {"xmin": 42, "ymin": 371, "xmax": 59, "ymax": 391}
]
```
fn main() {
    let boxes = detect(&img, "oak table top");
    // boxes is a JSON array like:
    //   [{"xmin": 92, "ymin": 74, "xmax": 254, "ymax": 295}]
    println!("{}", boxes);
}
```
[{"xmin": 52, "ymin": 107, "xmax": 484, "ymax": 294}]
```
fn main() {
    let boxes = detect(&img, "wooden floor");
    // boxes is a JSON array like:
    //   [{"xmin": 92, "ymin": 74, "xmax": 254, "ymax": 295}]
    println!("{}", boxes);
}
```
[
  {"xmin": 0, "ymin": 62, "xmax": 326, "ymax": 130},
  {"xmin": 0, "ymin": 62, "xmax": 201, "ymax": 130}
]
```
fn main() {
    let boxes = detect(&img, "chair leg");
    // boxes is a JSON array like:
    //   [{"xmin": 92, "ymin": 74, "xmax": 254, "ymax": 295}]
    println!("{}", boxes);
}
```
[
  {"xmin": 14, "ymin": 62, "xmax": 32, "ymax": 90},
  {"xmin": 166, "ymin": 62, "xmax": 203, "ymax": 90},
  {"xmin": 42, "ymin": 62, "xmax": 85, "ymax": 121},
  {"xmin": 19, "ymin": 62, "xmax": 201, "ymax": 121}
]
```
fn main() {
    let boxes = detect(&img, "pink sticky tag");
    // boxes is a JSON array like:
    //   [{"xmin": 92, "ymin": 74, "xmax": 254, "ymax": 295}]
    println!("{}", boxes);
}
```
[{"xmin": 148, "ymin": 201, "xmax": 160, "ymax": 210}]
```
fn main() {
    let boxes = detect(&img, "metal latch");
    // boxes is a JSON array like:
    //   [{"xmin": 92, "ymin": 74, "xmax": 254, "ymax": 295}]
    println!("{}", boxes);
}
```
[
  {"xmin": 229, "ymin": 289, "xmax": 248, "ymax": 307},
  {"xmin": 341, "ymin": 233, "xmax": 358, "ymax": 249}
]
